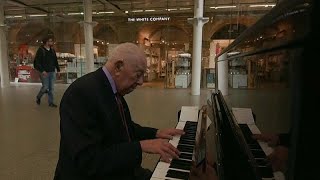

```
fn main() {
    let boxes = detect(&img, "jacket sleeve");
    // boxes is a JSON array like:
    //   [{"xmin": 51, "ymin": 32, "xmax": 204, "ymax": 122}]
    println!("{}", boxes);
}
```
[
  {"xmin": 53, "ymin": 49, "xmax": 60, "ymax": 72},
  {"xmin": 34, "ymin": 48, "xmax": 44, "ymax": 72},
  {"xmin": 132, "ymin": 122, "xmax": 158, "ymax": 140},
  {"xmin": 60, "ymin": 86, "xmax": 142, "ymax": 176}
]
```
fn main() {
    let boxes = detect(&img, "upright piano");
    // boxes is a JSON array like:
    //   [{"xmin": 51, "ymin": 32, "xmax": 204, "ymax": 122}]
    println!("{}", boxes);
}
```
[{"xmin": 151, "ymin": 90, "xmax": 287, "ymax": 180}]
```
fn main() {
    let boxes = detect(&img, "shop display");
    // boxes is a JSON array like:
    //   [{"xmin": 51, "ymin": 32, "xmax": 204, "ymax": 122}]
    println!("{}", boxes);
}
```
[
  {"xmin": 229, "ymin": 58, "xmax": 248, "ymax": 88},
  {"xmin": 174, "ymin": 54, "xmax": 192, "ymax": 88},
  {"xmin": 144, "ymin": 46, "xmax": 159, "ymax": 82}
]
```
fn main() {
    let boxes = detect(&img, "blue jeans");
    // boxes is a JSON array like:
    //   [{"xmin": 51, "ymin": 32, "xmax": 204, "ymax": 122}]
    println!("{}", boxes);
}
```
[{"xmin": 36, "ymin": 72, "xmax": 56, "ymax": 104}]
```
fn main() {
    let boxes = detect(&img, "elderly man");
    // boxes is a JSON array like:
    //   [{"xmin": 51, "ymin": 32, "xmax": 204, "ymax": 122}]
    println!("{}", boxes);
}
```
[{"xmin": 54, "ymin": 42, "xmax": 183, "ymax": 180}]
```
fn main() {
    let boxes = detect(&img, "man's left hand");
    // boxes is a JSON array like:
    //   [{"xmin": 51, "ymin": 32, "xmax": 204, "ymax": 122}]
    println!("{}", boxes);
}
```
[{"xmin": 156, "ymin": 128, "xmax": 185, "ymax": 139}]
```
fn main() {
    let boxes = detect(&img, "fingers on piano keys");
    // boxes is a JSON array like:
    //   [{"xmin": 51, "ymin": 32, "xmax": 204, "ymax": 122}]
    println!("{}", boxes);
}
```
[
  {"xmin": 152, "ymin": 121, "xmax": 198, "ymax": 180},
  {"xmin": 238, "ymin": 124, "xmax": 276, "ymax": 179}
]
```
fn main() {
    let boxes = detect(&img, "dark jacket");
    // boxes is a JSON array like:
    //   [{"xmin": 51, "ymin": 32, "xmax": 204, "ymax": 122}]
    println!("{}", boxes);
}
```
[
  {"xmin": 33, "ymin": 46, "xmax": 60, "ymax": 73},
  {"xmin": 54, "ymin": 68, "xmax": 157, "ymax": 180}
]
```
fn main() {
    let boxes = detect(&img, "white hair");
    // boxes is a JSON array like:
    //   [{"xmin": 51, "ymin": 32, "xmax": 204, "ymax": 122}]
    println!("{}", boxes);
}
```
[{"xmin": 109, "ymin": 42, "xmax": 146, "ymax": 63}]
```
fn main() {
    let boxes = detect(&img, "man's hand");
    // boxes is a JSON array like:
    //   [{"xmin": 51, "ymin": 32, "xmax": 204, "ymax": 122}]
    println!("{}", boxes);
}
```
[
  {"xmin": 156, "ymin": 128, "xmax": 185, "ymax": 140},
  {"xmin": 267, "ymin": 146, "xmax": 289, "ymax": 172},
  {"xmin": 252, "ymin": 133, "xmax": 280, "ymax": 147},
  {"xmin": 140, "ymin": 139, "xmax": 180, "ymax": 163},
  {"xmin": 42, "ymin": 71, "xmax": 48, "ymax": 77}
]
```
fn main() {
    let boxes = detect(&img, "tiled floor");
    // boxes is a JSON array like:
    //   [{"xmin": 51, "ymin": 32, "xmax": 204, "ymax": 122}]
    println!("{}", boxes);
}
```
[{"xmin": 0, "ymin": 83, "xmax": 290, "ymax": 180}]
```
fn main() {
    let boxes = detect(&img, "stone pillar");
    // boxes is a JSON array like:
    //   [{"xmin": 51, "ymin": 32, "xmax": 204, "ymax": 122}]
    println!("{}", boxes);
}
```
[
  {"xmin": 0, "ymin": 1, "xmax": 10, "ymax": 88},
  {"xmin": 83, "ymin": 0, "xmax": 96, "ymax": 73},
  {"xmin": 188, "ymin": 0, "xmax": 209, "ymax": 95},
  {"xmin": 217, "ymin": 53, "xmax": 228, "ymax": 95}
]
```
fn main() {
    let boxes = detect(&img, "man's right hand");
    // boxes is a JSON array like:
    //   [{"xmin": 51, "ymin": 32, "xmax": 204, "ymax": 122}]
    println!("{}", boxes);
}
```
[
  {"xmin": 42, "ymin": 71, "xmax": 48, "ymax": 77},
  {"xmin": 252, "ymin": 133, "xmax": 279, "ymax": 147},
  {"xmin": 140, "ymin": 139, "xmax": 180, "ymax": 163},
  {"xmin": 267, "ymin": 146, "xmax": 289, "ymax": 172}
]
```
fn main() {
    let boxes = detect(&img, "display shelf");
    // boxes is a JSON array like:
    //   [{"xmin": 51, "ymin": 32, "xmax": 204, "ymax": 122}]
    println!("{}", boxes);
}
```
[{"xmin": 174, "ymin": 54, "xmax": 192, "ymax": 88}]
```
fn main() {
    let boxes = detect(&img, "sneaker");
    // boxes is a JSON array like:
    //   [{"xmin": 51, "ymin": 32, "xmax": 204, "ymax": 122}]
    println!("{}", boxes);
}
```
[
  {"xmin": 49, "ymin": 103, "xmax": 58, "ymax": 108},
  {"xmin": 36, "ymin": 98, "xmax": 41, "ymax": 105}
]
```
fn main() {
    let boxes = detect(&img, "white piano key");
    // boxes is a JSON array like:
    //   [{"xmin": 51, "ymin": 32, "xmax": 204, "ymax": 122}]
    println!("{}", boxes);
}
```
[
  {"xmin": 247, "ymin": 124, "xmax": 273, "ymax": 155},
  {"xmin": 247, "ymin": 124, "xmax": 261, "ymax": 134},
  {"xmin": 176, "ymin": 121, "xmax": 186, "ymax": 130},
  {"xmin": 169, "ymin": 138, "xmax": 179, "ymax": 148},
  {"xmin": 151, "ymin": 161, "xmax": 190, "ymax": 179}
]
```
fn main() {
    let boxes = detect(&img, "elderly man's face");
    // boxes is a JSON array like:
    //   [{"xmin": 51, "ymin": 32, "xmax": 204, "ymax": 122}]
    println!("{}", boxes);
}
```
[{"xmin": 115, "ymin": 58, "xmax": 146, "ymax": 95}]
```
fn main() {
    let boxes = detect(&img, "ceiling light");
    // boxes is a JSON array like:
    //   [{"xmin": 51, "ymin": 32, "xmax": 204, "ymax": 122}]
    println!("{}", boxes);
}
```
[
  {"xmin": 249, "ymin": 4, "xmax": 276, "ymax": 8},
  {"xmin": 99, "ymin": 11, "xmax": 114, "ymax": 14},
  {"xmin": 145, "ymin": 9, "xmax": 155, "ymax": 12},
  {"xmin": 67, "ymin": 12, "xmax": 84, "ymax": 15},
  {"xmin": 210, "ymin": 6, "xmax": 236, "ymax": 9},
  {"xmin": 166, "ymin": 8, "xmax": 177, "ymax": 11},
  {"xmin": 5, "ymin": 15, "xmax": 23, "ymax": 18},
  {"xmin": 29, "ymin": 14, "xmax": 47, "ymax": 17},
  {"xmin": 131, "ymin": 10, "xmax": 143, "ymax": 13},
  {"xmin": 179, "ymin": 8, "xmax": 192, "ymax": 10}
]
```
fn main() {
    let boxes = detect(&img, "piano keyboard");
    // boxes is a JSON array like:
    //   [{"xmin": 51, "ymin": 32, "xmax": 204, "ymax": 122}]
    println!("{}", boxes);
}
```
[
  {"xmin": 238, "ymin": 123, "xmax": 285, "ymax": 180},
  {"xmin": 151, "ymin": 106, "xmax": 200, "ymax": 180}
]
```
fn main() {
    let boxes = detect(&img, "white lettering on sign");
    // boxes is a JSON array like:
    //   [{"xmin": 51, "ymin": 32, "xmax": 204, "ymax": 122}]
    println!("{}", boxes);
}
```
[{"xmin": 127, "ymin": 17, "xmax": 171, "ymax": 22}]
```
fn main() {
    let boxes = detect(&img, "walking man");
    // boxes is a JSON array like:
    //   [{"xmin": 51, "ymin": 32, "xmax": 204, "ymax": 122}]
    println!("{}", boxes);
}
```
[{"xmin": 33, "ymin": 35, "xmax": 60, "ymax": 107}]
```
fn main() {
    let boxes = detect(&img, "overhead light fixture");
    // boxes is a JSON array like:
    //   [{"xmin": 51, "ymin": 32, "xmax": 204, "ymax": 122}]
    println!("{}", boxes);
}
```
[
  {"xmin": 249, "ymin": 4, "xmax": 276, "ymax": 8},
  {"xmin": 29, "ymin": 14, "xmax": 47, "ymax": 17},
  {"xmin": 210, "ymin": 6, "xmax": 237, "ymax": 9},
  {"xmin": 131, "ymin": 10, "xmax": 143, "ymax": 13},
  {"xmin": 67, "ymin": 12, "xmax": 84, "ymax": 15},
  {"xmin": 5, "ymin": 15, "xmax": 23, "ymax": 18},
  {"xmin": 98, "ymin": 11, "xmax": 114, "ymax": 14},
  {"xmin": 145, "ymin": 9, "xmax": 155, "ymax": 12},
  {"xmin": 125, "ymin": 11, "xmax": 129, "ymax": 13},
  {"xmin": 179, "ymin": 7, "xmax": 192, "ymax": 10},
  {"xmin": 166, "ymin": 8, "xmax": 177, "ymax": 11}
]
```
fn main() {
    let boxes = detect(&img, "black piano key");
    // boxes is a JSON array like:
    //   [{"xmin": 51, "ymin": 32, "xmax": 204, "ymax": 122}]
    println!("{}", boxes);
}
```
[
  {"xmin": 177, "ymin": 144, "xmax": 194, "ymax": 153},
  {"xmin": 179, "ymin": 139, "xmax": 195, "ymax": 146},
  {"xmin": 179, "ymin": 153, "xmax": 193, "ymax": 160},
  {"xmin": 248, "ymin": 142, "xmax": 262, "ymax": 149},
  {"xmin": 184, "ymin": 129, "xmax": 196, "ymax": 133},
  {"xmin": 185, "ymin": 121, "xmax": 198, "ymax": 125},
  {"xmin": 169, "ymin": 160, "xmax": 192, "ymax": 169},
  {"xmin": 258, "ymin": 165, "xmax": 274, "ymax": 178},
  {"xmin": 255, "ymin": 158, "xmax": 268, "ymax": 166},
  {"xmin": 166, "ymin": 169, "xmax": 190, "ymax": 180},
  {"xmin": 169, "ymin": 163, "xmax": 192, "ymax": 171},
  {"xmin": 252, "ymin": 149, "xmax": 267, "ymax": 159},
  {"xmin": 171, "ymin": 159, "xmax": 192, "ymax": 165},
  {"xmin": 180, "ymin": 134, "xmax": 196, "ymax": 139}
]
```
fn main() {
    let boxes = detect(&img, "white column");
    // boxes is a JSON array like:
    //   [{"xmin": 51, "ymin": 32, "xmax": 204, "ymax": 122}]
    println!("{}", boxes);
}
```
[
  {"xmin": 0, "ymin": 1, "xmax": 10, "ymax": 88},
  {"xmin": 217, "ymin": 53, "xmax": 228, "ymax": 95},
  {"xmin": 83, "ymin": 0, "xmax": 95, "ymax": 73},
  {"xmin": 188, "ymin": 0, "xmax": 209, "ymax": 95}
]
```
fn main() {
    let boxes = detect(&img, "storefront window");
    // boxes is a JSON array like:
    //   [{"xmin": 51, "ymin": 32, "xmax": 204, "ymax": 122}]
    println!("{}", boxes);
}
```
[{"xmin": 4, "ymin": 1, "xmax": 275, "ymax": 88}]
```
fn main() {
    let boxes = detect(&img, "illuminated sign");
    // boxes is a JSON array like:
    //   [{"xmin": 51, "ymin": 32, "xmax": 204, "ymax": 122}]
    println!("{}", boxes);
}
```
[{"xmin": 128, "ymin": 17, "xmax": 171, "ymax": 22}]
